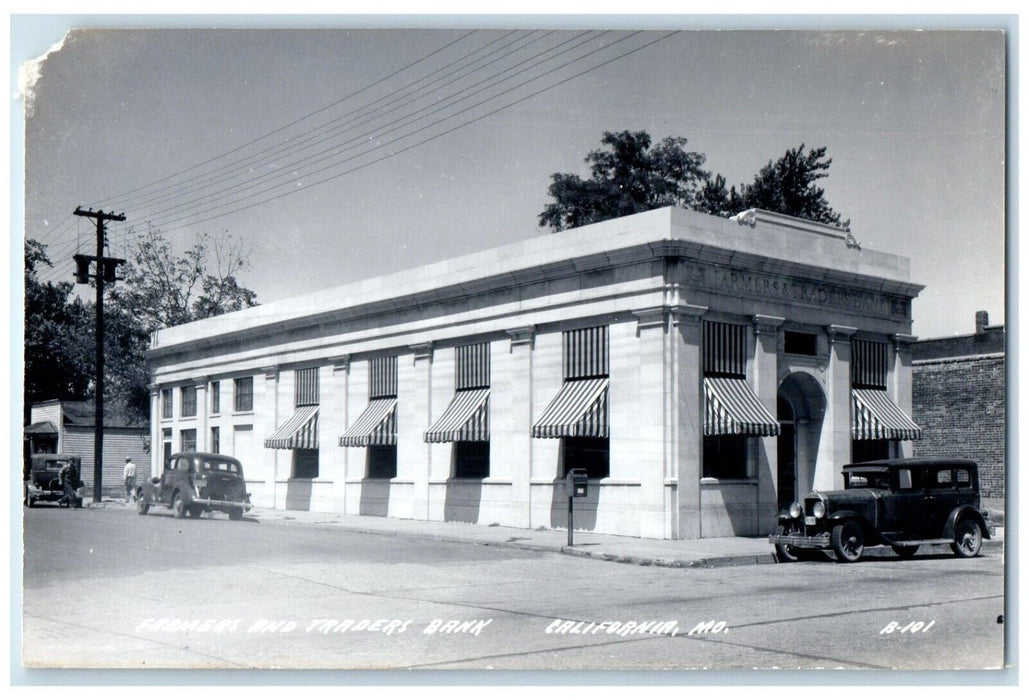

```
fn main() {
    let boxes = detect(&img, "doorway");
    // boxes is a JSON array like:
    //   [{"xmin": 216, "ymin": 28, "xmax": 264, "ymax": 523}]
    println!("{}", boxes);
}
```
[
  {"xmin": 777, "ymin": 396, "xmax": 796, "ymax": 508},
  {"xmin": 777, "ymin": 372, "xmax": 826, "ymax": 507}
]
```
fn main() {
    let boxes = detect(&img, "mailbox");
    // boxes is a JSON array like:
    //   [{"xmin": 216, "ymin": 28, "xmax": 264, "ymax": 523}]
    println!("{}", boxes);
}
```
[{"xmin": 566, "ymin": 468, "xmax": 588, "ymax": 498}]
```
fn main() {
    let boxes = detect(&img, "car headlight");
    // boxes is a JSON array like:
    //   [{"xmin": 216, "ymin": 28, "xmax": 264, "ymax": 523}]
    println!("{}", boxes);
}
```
[
  {"xmin": 812, "ymin": 501, "xmax": 826, "ymax": 519},
  {"xmin": 788, "ymin": 502, "xmax": 802, "ymax": 519}
]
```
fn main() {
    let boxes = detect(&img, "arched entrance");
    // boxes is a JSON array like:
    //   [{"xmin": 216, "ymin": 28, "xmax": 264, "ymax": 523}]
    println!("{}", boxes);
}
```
[{"xmin": 777, "ymin": 372, "xmax": 826, "ymax": 507}]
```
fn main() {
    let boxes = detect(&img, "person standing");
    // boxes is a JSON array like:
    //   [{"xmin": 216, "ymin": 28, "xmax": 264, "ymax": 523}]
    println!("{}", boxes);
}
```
[{"xmin": 123, "ymin": 457, "xmax": 137, "ymax": 501}]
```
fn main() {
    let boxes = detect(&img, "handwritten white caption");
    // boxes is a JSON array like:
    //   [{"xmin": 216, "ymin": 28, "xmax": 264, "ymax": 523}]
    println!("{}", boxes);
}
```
[
  {"xmin": 546, "ymin": 619, "xmax": 729, "ymax": 636},
  {"xmin": 134, "ymin": 618, "xmax": 492, "ymax": 636}
]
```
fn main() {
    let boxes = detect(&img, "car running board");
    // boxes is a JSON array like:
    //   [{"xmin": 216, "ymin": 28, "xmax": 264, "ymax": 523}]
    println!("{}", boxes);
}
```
[{"xmin": 888, "ymin": 538, "xmax": 953, "ymax": 547}]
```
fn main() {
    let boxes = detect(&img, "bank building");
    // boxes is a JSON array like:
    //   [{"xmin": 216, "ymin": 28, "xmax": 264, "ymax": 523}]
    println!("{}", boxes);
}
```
[{"xmin": 147, "ymin": 206, "xmax": 923, "ymax": 539}]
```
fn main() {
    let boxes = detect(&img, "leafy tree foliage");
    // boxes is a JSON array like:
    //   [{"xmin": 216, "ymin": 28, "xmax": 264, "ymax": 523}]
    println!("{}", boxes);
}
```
[
  {"xmin": 539, "ymin": 133, "xmax": 848, "ymax": 230},
  {"xmin": 735, "ymin": 144, "xmax": 849, "ymax": 228},
  {"xmin": 539, "ymin": 131, "xmax": 709, "ymax": 231},
  {"xmin": 23, "ymin": 227, "xmax": 259, "ymax": 425},
  {"xmin": 24, "ymin": 241, "xmax": 95, "ymax": 419}
]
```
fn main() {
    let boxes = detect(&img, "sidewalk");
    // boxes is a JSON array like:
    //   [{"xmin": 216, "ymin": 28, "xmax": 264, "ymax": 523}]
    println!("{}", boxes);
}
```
[{"xmin": 94, "ymin": 497, "xmax": 1005, "ymax": 569}]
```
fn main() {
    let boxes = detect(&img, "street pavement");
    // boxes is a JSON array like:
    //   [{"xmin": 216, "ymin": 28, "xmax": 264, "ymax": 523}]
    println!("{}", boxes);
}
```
[{"xmin": 84, "ymin": 496, "xmax": 1005, "ymax": 569}]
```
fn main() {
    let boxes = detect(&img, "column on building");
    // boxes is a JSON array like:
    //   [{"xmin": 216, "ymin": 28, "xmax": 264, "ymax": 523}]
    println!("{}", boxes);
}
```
[
  {"xmin": 753, "ymin": 314, "xmax": 785, "ymax": 534},
  {"xmin": 397, "ymin": 343, "xmax": 433, "ymax": 519},
  {"xmin": 426, "ymin": 343, "xmax": 455, "ymax": 522},
  {"xmin": 494, "ymin": 327, "xmax": 534, "ymax": 528},
  {"xmin": 194, "ymin": 378, "xmax": 208, "ymax": 452},
  {"xmin": 891, "ymin": 334, "xmax": 918, "ymax": 459},
  {"xmin": 819, "ymin": 325, "xmax": 856, "ymax": 491},
  {"xmin": 326, "ymin": 355, "xmax": 350, "ymax": 512},
  {"xmin": 671, "ymin": 304, "xmax": 707, "ymax": 539},
  {"xmin": 260, "ymin": 365, "xmax": 281, "ymax": 508},
  {"xmin": 528, "ymin": 328, "xmax": 562, "ymax": 529},
  {"xmin": 148, "ymin": 384, "xmax": 161, "ymax": 479}
]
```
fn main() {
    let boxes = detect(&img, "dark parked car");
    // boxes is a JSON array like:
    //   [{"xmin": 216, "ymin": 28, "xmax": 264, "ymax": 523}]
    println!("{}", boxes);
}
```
[
  {"xmin": 25, "ymin": 454, "xmax": 83, "ymax": 508},
  {"xmin": 769, "ymin": 458, "xmax": 994, "ymax": 563},
  {"xmin": 137, "ymin": 452, "xmax": 252, "ymax": 520}
]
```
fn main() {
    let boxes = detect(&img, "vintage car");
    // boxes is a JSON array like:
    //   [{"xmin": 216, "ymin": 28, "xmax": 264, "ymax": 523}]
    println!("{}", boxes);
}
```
[
  {"xmin": 136, "ymin": 451, "xmax": 252, "ymax": 520},
  {"xmin": 25, "ymin": 454, "xmax": 83, "ymax": 508},
  {"xmin": 769, "ymin": 458, "xmax": 994, "ymax": 563}
]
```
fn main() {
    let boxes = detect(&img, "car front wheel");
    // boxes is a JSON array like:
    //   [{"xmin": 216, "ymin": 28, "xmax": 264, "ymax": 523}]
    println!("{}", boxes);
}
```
[
  {"xmin": 831, "ymin": 521, "xmax": 864, "ymax": 563},
  {"xmin": 172, "ymin": 492, "xmax": 186, "ymax": 519},
  {"xmin": 774, "ymin": 524, "xmax": 803, "ymax": 563},
  {"xmin": 136, "ymin": 494, "xmax": 150, "ymax": 515},
  {"xmin": 952, "ymin": 518, "xmax": 983, "ymax": 558}
]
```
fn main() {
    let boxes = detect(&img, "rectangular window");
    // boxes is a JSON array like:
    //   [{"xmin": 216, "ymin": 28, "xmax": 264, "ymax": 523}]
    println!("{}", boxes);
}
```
[
  {"xmin": 703, "ymin": 321, "xmax": 747, "ymax": 378},
  {"xmin": 703, "ymin": 435, "xmax": 748, "ymax": 479},
  {"xmin": 210, "ymin": 426, "xmax": 220, "ymax": 454},
  {"xmin": 162, "ymin": 428, "xmax": 172, "ymax": 469},
  {"xmin": 455, "ymin": 342, "xmax": 490, "ymax": 390},
  {"xmin": 295, "ymin": 367, "xmax": 319, "ymax": 407},
  {"xmin": 234, "ymin": 377, "xmax": 254, "ymax": 412},
  {"xmin": 211, "ymin": 381, "xmax": 220, "ymax": 414},
  {"xmin": 852, "ymin": 339, "xmax": 888, "ymax": 389},
  {"xmin": 955, "ymin": 468, "xmax": 972, "ymax": 489},
  {"xmin": 784, "ymin": 331, "xmax": 818, "ymax": 356},
  {"xmin": 293, "ymin": 449, "xmax": 319, "ymax": 479},
  {"xmin": 369, "ymin": 356, "xmax": 398, "ymax": 399},
  {"xmin": 367, "ymin": 445, "xmax": 397, "ymax": 479},
  {"xmin": 180, "ymin": 429, "xmax": 197, "ymax": 452},
  {"xmin": 453, "ymin": 441, "xmax": 490, "ymax": 478},
  {"xmin": 161, "ymin": 389, "xmax": 173, "ymax": 419},
  {"xmin": 180, "ymin": 386, "xmax": 197, "ymax": 417},
  {"xmin": 562, "ymin": 437, "xmax": 610, "ymax": 479},
  {"xmin": 563, "ymin": 326, "xmax": 609, "ymax": 379}
]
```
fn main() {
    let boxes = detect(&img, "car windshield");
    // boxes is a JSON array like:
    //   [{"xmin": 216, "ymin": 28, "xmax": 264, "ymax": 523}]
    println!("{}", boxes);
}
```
[
  {"xmin": 846, "ymin": 471, "xmax": 891, "ymax": 490},
  {"xmin": 39, "ymin": 459, "xmax": 73, "ymax": 471},
  {"xmin": 200, "ymin": 459, "xmax": 240, "ymax": 474}
]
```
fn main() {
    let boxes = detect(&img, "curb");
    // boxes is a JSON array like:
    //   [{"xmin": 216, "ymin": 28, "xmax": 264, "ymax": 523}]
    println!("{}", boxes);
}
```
[{"xmin": 103, "ymin": 500, "xmax": 1005, "ymax": 570}]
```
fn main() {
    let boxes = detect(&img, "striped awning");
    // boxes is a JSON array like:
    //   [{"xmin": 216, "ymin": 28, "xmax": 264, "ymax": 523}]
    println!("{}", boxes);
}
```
[
  {"xmin": 852, "ymin": 388, "xmax": 922, "ymax": 441},
  {"xmin": 532, "ymin": 377, "xmax": 609, "ymax": 439},
  {"xmin": 425, "ymin": 388, "xmax": 490, "ymax": 443},
  {"xmin": 339, "ymin": 398, "xmax": 397, "ymax": 447},
  {"xmin": 704, "ymin": 377, "xmax": 779, "ymax": 437},
  {"xmin": 264, "ymin": 405, "xmax": 319, "ymax": 450}
]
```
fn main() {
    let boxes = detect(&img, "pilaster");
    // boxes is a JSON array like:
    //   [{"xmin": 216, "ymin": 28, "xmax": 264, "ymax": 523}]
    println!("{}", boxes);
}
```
[
  {"xmin": 753, "ymin": 314, "xmax": 785, "ymax": 532},
  {"xmin": 670, "ymin": 303, "xmax": 707, "ymax": 539},
  {"xmin": 821, "ymin": 325, "xmax": 857, "ymax": 490}
]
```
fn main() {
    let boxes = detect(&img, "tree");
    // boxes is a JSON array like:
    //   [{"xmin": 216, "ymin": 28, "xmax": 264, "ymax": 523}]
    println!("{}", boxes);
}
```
[
  {"xmin": 538, "ymin": 132, "xmax": 849, "ymax": 231},
  {"xmin": 23, "ymin": 227, "xmax": 260, "ymax": 426},
  {"xmin": 539, "ymin": 131, "xmax": 709, "ymax": 231},
  {"xmin": 735, "ymin": 144, "xmax": 849, "ymax": 228},
  {"xmin": 23, "ymin": 240, "xmax": 96, "ymax": 420},
  {"xmin": 113, "ymin": 224, "xmax": 258, "ymax": 333}
]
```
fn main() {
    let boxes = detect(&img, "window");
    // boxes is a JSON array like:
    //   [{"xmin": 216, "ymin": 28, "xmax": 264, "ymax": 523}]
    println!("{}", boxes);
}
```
[
  {"xmin": 234, "ymin": 377, "xmax": 254, "ymax": 412},
  {"xmin": 931, "ymin": 469, "xmax": 954, "ymax": 490},
  {"xmin": 955, "ymin": 468, "xmax": 972, "ymax": 489},
  {"xmin": 293, "ymin": 449, "xmax": 319, "ymax": 479},
  {"xmin": 162, "ymin": 429, "xmax": 172, "ymax": 469},
  {"xmin": 181, "ymin": 386, "xmax": 197, "ymax": 417},
  {"xmin": 211, "ymin": 381, "xmax": 220, "ymax": 414},
  {"xmin": 896, "ymin": 468, "xmax": 922, "ymax": 491},
  {"xmin": 180, "ymin": 429, "xmax": 197, "ymax": 452},
  {"xmin": 564, "ymin": 326, "xmax": 609, "ymax": 379},
  {"xmin": 784, "ymin": 331, "xmax": 817, "ymax": 356},
  {"xmin": 852, "ymin": 439, "xmax": 890, "ymax": 464},
  {"xmin": 367, "ymin": 445, "xmax": 397, "ymax": 479},
  {"xmin": 295, "ymin": 367, "xmax": 319, "ymax": 407},
  {"xmin": 703, "ymin": 435, "xmax": 748, "ymax": 479},
  {"xmin": 453, "ymin": 442, "xmax": 489, "ymax": 479},
  {"xmin": 210, "ymin": 426, "xmax": 220, "ymax": 454},
  {"xmin": 456, "ymin": 342, "xmax": 490, "ymax": 390},
  {"xmin": 161, "ymin": 389, "xmax": 173, "ymax": 419},
  {"xmin": 562, "ymin": 437, "xmax": 610, "ymax": 479},
  {"xmin": 703, "ymin": 321, "xmax": 747, "ymax": 378},
  {"xmin": 369, "ymin": 356, "xmax": 398, "ymax": 399},
  {"xmin": 852, "ymin": 339, "xmax": 888, "ymax": 389}
]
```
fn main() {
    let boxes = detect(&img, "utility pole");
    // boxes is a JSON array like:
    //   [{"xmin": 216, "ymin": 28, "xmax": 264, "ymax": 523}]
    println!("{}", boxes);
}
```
[{"xmin": 72, "ymin": 207, "xmax": 126, "ymax": 503}]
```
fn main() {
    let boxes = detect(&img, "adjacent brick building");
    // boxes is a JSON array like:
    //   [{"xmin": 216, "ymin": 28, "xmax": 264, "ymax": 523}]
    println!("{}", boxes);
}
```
[{"xmin": 912, "ymin": 311, "xmax": 1006, "ymax": 497}]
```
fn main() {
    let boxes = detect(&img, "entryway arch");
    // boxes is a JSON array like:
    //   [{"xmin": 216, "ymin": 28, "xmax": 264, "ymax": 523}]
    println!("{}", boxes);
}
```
[{"xmin": 777, "ymin": 372, "xmax": 826, "ymax": 507}]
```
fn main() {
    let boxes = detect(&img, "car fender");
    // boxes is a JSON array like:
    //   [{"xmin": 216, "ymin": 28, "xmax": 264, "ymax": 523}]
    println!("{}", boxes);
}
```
[
  {"xmin": 824, "ymin": 511, "xmax": 884, "ymax": 544},
  {"xmin": 943, "ymin": 506, "xmax": 991, "ymax": 539}
]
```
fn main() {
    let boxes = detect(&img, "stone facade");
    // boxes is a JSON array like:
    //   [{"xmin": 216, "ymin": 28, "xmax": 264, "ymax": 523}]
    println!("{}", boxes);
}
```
[
  {"xmin": 147, "ymin": 207, "xmax": 923, "ymax": 539},
  {"xmin": 912, "ymin": 312, "xmax": 1005, "ymax": 498}
]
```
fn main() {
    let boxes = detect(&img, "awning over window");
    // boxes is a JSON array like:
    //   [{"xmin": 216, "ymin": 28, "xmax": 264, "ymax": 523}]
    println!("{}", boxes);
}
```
[
  {"xmin": 425, "ymin": 388, "xmax": 490, "ymax": 443},
  {"xmin": 704, "ymin": 377, "xmax": 779, "ymax": 437},
  {"xmin": 339, "ymin": 398, "xmax": 398, "ymax": 447},
  {"xmin": 25, "ymin": 421, "xmax": 59, "ymax": 435},
  {"xmin": 852, "ymin": 388, "xmax": 922, "ymax": 441},
  {"xmin": 264, "ymin": 405, "xmax": 319, "ymax": 450},
  {"xmin": 532, "ymin": 377, "xmax": 609, "ymax": 439}
]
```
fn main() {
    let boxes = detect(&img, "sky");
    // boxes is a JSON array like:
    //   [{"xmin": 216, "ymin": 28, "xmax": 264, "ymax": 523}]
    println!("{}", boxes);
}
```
[{"xmin": 15, "ymin": 18, "xmax": 1007, "ymax": 340}]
